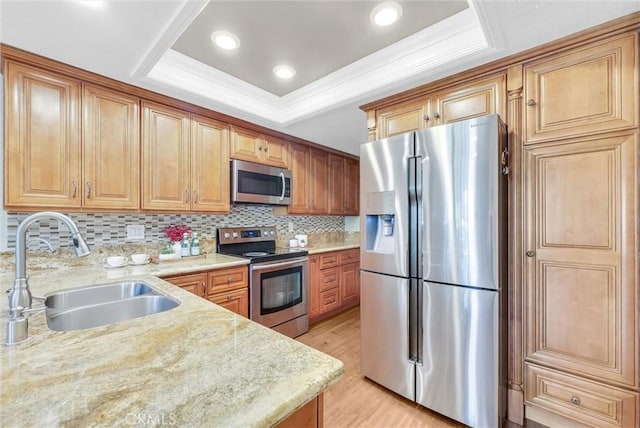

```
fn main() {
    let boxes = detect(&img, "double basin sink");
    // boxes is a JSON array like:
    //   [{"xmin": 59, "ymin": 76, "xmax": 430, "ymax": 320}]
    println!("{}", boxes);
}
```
[{"xmin": 44, "ymin": 281, "xmax": 180, "ymax": 331}]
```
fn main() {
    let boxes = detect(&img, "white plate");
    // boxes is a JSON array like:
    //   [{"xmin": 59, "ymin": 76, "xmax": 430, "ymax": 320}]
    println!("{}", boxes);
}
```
[{"xmin": 103, "ymin": 263, "xmax": 127, "ymax": 269}]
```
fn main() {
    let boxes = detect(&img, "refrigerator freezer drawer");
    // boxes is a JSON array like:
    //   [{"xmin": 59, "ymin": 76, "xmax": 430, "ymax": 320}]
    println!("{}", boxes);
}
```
[
  {"xmin": 417, "ymin": 281, "xmax": 501, "ymax": 427},
  {"xmin": 360, "ymin": 270, "xmax": 415, "ymax": 401}
]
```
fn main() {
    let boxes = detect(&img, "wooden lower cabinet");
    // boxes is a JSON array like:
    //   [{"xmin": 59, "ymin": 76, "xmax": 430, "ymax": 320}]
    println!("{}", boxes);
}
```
[
  {"xmin": 162, "ymin": 266, "xmax": 249, "ymax": 317},
  {"xmin": 309, "ymin": 248, "xmax": 360, "ymax": 324},
  {"xmin": 276, "ymin": 394, "xmax": 323, "ymax": 428},
  {"xmin": 525, "ymin": 364, "xmax": 638, "ymax": 428}
]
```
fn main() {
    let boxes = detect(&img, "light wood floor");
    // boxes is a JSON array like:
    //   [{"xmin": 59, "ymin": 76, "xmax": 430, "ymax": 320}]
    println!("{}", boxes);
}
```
[{"xmin": 297, "ymin": 306, "xmax": 464, "ymax": 428}]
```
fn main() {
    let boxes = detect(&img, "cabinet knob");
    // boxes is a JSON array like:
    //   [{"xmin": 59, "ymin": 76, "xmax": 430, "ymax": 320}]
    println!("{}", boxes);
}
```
[
  {"xmin": 72, "ymin": 181, "xmax": 78, "ymax": 198},
  {"xmin": 185, "ymin": 189, "xmax": 190, "ymax": 203},
  {"xmin": 433, "ymin": 111, "xmax": 441, "ymax": 119},
  {"xmin": 227, "ymin": 294, "xmax": 233, "ymax": 301},
  {"xmin": 258, "ymin": 145, "xmax": 263, "ymax": 151},
  {"xmin": 423, "ymin": 114, "xmax": 430, "ymax": 121},
  {"xmin": 570, "ymin": 396, "xmax": 581, "ymax": 405},
  {"xmin": 527, "ymin": 99, "xmax": 536, "ymax": 106},
  {"xmin": 264, "ymin": 146, "xmax": 268, "ymax": 152},
  {"xmin": 227, "ymin": 277, "xmax": 232, "ymax": 283},
  {"xmin": 526, "ymin": 251, "xmax": 535, "ymax": 257},
  {"xmin": 193, "ymin": 190, "xmax": 198, "ymax": 203},
  {"xmin": 86, "ymin": 182, "xmax": 92, "ymax": 199}
]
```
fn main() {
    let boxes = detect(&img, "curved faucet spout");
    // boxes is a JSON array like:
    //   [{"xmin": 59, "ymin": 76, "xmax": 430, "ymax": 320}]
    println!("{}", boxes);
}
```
[{"xmin": 7, "ymin": 212, "xmax": 91, "ymax": 345}]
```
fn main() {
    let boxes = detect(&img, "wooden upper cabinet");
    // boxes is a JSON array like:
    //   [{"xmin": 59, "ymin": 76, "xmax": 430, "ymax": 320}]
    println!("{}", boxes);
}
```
[
  {"xmin": 432, "ymin": 73, "xmax": 505, "ymax": 125},
  {"xmin": 524, "ymin": 33, "xmax": 638, "ymax": 144},
  {"xmin": 288, "ymin": 143, "xmax": 312, "ymax": 214},
  {"xmin": 229, "ymin": 125, "xmax": 289, "ymax": 168},
  {"xmin": 373, "ymin": 73, "xmax": 506, "ymax": 139},
  {"xmin": 82, "ymin": 84, "xmax": 140, "ymax": 210},
  {"xmin": 328, "ymin": 154, "xmax": 359, "ymax": 215},
  {"xmin": 142, "ymin": 101, "xmax": 191, "ymax": 211},
  {"xmin": 524, "ymin": 133, "xmax": 638, "ymax": 387},
  {"xmin": 377, "ymin": 99, "xmax": 429, "ymax": 138},
  {"xmin": 191, "ymin": 115, "xmax": 230, "ymax": 212},
  {"xmin": 309, "ymin": 149, "xmax": 328, "ymax": 214},
  {"xmin": 142, "ymin": 103, "xmax": 230, "ymax": 212},
  {"xmin": 4, "ymin": 60, "xmax": 82, "ymax": 208}
]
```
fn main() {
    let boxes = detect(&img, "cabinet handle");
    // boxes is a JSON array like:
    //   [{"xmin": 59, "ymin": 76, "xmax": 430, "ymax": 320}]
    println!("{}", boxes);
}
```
[
  {"xmin": 423, "ymin": 114, "xmax": 430, "ymax": 121},
  {"xmin": 193, "ymin": 190, "xmax": 198, "ymax": 203},
  {"xmin": 258, "ymin": 145, "xmax": 263, "ymax": 151},
  {"xmin": 570, "ymin": 396, "xmax": 581, "ymax": 405},
  {"xmin": 433, "ymin": 111, "xmax": 440, "ymax": 119},
  {"xmin": 527, "ymin": 99, "xmax": 536, "ymax": 106},
  {"xmin": 526, "ymin": 251, "xmax": 535, "ymax": 257},
  {"xmin": 185, "ymin": 189, "xmax": 190, "ymax": 203},
  {"xmin": 72, "ymin": 181, "xmax": 78, "ymax": 198},
  {"xmin": 201, "ymin": 282, "xmax": 206, "ymax": 295},
  {"xmin": 227, "ymin": 277, "xmax": 232, "ymax": 283},
  {"xmin": 263, "ymin": 146, "xmax": 268, "ymax": 152},
  {"xmin": 86, "ymin": 182, "xmax": 92, "ymax": 199},
  {"xmin": 227, "ymin": 294, "xmax": 233, "ymax": 301}
]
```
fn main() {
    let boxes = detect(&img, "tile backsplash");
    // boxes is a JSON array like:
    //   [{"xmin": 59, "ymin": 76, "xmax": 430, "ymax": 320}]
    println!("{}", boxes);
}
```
[{"xmin": 4, "ymin": 205, "xmax": 347, "ymax": 251}]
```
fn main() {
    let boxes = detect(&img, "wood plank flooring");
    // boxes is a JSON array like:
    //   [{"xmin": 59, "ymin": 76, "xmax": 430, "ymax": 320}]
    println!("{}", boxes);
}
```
[{"xmin": 297, "ymin": 306, "xmax": 464, "ymax": 428}]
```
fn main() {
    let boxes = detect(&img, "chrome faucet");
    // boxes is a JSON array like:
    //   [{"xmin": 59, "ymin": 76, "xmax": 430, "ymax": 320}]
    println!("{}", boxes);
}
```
[{"xmin": 6, "ymin": 212, "xmax": 91, "ymax": 345}]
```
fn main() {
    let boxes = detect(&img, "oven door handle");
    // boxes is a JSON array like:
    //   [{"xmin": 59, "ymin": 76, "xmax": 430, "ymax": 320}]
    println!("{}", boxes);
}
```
[
  {"xmin": 251, "ymin": 258, "xmax": 307, "ymax": 271},
  {"xmin": 279, "ymin": 172, "xmax": 285, "ymax": 200}
]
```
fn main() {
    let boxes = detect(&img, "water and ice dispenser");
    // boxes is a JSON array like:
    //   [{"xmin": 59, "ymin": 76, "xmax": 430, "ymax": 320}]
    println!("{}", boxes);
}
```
[{"xmin": 364, "ymin": 191, "xmax": 396, "ymax": 254}]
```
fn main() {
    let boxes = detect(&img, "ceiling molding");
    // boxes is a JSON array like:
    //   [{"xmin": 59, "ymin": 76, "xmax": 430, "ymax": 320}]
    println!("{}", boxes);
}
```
[
  {"xmin": 144, "ymin": 6, "xmax": 490, "ymax": 126},
  {"xmin": 133, "ymin": 0, "xmax": 208, "ymax": 78}
]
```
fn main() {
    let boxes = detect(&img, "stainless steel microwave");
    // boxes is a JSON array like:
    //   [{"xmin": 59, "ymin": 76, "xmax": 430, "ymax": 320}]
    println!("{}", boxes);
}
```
[{"xmin": 231, "ymin": 159, "xmax": 291, "ymax": 205}]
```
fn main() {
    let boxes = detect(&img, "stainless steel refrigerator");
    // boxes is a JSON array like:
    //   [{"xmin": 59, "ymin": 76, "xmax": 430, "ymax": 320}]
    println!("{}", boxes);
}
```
[{"xmin": 360, "ymin": 114, "xmax": 507, "ymax": 427}]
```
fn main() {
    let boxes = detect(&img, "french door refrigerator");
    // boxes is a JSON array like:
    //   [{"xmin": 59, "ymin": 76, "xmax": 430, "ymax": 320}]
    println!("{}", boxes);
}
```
[{"xmin": 360, "ymin": 114, "xmax": 507, "ymax": 427}]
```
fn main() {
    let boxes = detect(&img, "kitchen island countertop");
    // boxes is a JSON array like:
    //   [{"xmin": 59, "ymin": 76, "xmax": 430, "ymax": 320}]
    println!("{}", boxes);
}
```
[{"xmin": 0, "ymin": 260, "xmax": 344, "ymax": 426}]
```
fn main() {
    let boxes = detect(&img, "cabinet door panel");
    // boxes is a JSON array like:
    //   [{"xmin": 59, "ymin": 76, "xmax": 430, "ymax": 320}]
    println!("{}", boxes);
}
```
[
  {"xmin": 229, "ymin": 126, "xmax": 262, "ymax": 163},
  {"xmin": 524, "ymin": 34, "xmax": 637, "ymax": 143},
  {"xmin": 524, "ymin": 134, "xmax": 637, "ymax": 387},
  {"xmin": 5, "ymin": 61, "xmax": 81, "ymax": 208},
  {"xmin": 263, "ymin": 137, "xmax": 290, "ymax": 168},
  {"xmin": 141, "ymin": 102, "xmax": 190, "ymax": 210},
  {"xmin": 341, "ymin": 262, "xmax": 360, "ymax": 305},
  {"xmin": 377, "ymin": 100, "xmax": 428, "ymax": 138},
  {"xmin": 289, "ymin": 144, "xmax": 311, "ymax": 214},
  {"xmin": 309, "ymin": 149, "xmax": 328, "ymax": 214},
  {"xmin": 163, "ymin": 273, "xmax": 207, "ymax": 298},
  {"xmin": 328, "ymin": 154, "xmax": 345, "ymax": 214},
  {"xmin": 433, "ymin": 74, "xmax": 505, "ymax": 125},
  {"xmin": 83, "ymin": 84, "xmax": 139, "ymax": 209},
  {"xmin": 191, "ymin": 116, "xmax": 229, "ymax": 212},
  {"xmin": 343, "ymin": 158, "xmax": 359, "ymax": 215},
  {"xmin": 208, "ymin": 266, "xmax": 248, "ymax": 295}
]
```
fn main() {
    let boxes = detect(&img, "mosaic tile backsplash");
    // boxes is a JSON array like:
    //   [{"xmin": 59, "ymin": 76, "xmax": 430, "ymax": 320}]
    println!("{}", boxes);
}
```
[{"xmin": 5, "ymin": 205, "xmax": 347, "ymax": 251}]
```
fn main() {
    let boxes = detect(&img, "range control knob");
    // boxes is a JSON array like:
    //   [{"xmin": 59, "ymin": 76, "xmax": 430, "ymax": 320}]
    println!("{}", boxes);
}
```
[
  {"xmin": 232, "ymin": 232, "xmax": 238, "ymax": 238},
  {"xmin": 270, "ymin": 231, "xmax": 275, "ymax": 236},
  {"xmin": 224, "ymin": 232, "xmax": 231, "ymax": 239}
]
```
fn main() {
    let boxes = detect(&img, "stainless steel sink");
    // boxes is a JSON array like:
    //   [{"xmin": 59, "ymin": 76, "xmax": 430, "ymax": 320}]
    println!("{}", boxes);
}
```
[
  {"xmin": 44, "ymin": 281, "xmax": 180, "ymax": 331},
  {"xmin": 45, "ymin": 281, "xmax": 155, "ymax": 311}
]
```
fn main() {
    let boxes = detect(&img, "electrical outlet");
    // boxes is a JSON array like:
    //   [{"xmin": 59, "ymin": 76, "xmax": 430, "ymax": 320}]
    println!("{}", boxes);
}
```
[
  {"xmin": 126, "ymin": 224, "xmax": 145, "ymax": 240},
  {"xmin": 288, "ymin": 221, "xmax": 294, "ymax": 232}
]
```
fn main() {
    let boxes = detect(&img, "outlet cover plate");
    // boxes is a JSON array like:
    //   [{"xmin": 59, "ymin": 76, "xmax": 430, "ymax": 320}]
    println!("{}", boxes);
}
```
[{"xmin": 126, "ymin": 224, "xmax": 145, "ymax": 240}]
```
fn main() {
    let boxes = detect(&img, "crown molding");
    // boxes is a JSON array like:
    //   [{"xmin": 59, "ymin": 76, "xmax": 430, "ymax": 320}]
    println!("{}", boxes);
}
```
[{"xmin": 144, "ymin": 6, "xmax": 490, "ymax": 125}]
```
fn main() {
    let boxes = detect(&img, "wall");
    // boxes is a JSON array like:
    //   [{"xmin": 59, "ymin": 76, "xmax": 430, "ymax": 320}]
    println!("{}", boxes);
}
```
[{"xmin": 3, "ymin": 207, "xmax": 346, "ymax": 251}]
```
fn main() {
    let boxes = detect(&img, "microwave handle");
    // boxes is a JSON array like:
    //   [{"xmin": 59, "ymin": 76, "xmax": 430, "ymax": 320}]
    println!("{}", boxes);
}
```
[{"xmin": 280, "ymin": 172, "xmax": 285, "ymax": 200}]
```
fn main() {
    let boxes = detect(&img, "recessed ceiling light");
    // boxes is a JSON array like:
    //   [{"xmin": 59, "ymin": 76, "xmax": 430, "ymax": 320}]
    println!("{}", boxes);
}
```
[
  {"xmin": 273, "ymin": 65, "xmax": 296, "ymax": 80},
  {"xmin": 370, "ymin": 1, "xmax": 403, "ymax": 26},
  {"xmin": 210, "ymin": 31, "xmax": 240, "ymax": 50}
]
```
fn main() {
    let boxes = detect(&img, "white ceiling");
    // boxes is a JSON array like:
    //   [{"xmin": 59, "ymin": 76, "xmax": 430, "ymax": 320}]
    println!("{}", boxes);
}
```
[{"xmin": 1, "ymin": 1, "xmax": 639, "ymax": 156}]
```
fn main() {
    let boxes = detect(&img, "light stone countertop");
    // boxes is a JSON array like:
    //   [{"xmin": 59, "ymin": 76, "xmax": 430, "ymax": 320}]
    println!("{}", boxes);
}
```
[
  {"xmin": 304, "ymin": 242, "xmax": 360, "ymax": 255},
  {"xmin": 0, "ymin": 253, "xmax": 344, "ymax": 427}
]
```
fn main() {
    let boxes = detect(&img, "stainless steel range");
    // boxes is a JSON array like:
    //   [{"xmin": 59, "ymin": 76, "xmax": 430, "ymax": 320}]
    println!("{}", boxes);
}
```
[{"xmin": 216, "ymin": 226, "xmax": 309, "ymax": 338}]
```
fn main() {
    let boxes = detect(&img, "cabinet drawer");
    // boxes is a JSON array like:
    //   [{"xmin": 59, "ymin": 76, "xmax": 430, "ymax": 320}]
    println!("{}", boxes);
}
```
[
  {"xmin": 319, "ymin": 288, "xmax": 341, "ymax": 314},
  {"xmin": 319, "ymin": 267, "xmax": 340, "ymax": 292},
  {"xmin": 319, "ymin": 252, "xmax": 340, "ymax": 269},
  {"xmin": 207, "ymin": 266, "xmax": 248, "ymax": 295},
  {"xmin": 339, "ymin": 248, "xmax": 359, "ymax": 264},
  {"xmin": 525, "ymin": 364, "xmax": 638, "ymax": 428},
  {"xmin": 163, "ymin": 273, "xmax": 207, "ymax": 297},
  {"xmin": 209, "ymin": 288, "xmax": 249, "ymax": 318}
]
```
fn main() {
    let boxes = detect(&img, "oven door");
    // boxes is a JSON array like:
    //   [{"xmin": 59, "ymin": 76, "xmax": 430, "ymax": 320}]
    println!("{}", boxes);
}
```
[{"xmin": 250, "ymin": 257, "xmax": 308, "ymax": 328}]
